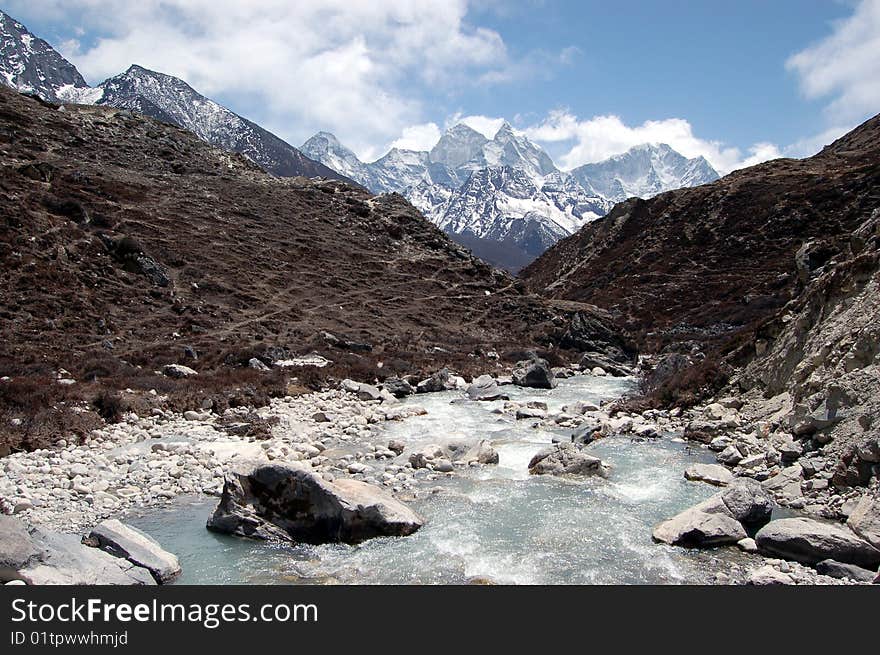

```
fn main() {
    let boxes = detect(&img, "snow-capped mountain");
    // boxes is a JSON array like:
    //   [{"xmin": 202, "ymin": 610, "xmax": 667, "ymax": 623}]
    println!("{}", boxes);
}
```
[
  {"xmin": 0, "ymin": 11, "xmax": 345, "ymax": 182},
  {"xmin": 0, "ymin": 10, "xmax": 99, "ymax": 104},
  {"xmin": 570, "ymin": 143, "xmax": 719, "ymax": 202},
  {"xmin": 437, "ymin": 166, "xmax": 601, "ymax": 257},
  {"xmin": 302, "ymin": 123, "xmax": 621, "ymax": 270},
  {"xmin": 94, "ymin": 65, "xmax": 349, "ymax": 181},
  {"xmin": 300, "ymin": 131, "xmax": 373, "ymax": 185}
]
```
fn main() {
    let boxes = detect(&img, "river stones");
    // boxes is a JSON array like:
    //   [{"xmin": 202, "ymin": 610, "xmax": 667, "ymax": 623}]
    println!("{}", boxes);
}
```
[
  {"xmin": 461, "ymin": 440, "xmax": 499, "ymax": 465},
  {"xmin": 652, "ymin": 479, "xmax": 773, "ymax": 548},
  {"xmin": 18, "ymin": 528, "xmax": 156, "ymax": 586},
  {"xmin": 383, "ymin": 377, "xmax": 415, "ymax": 398},
  {"xmin": 206, "ymin": 459, "xmax": 423, "ymax": 544},
  {"xmin": 408, "ymin": 444, "xmax": 445, "ymax": 469},
  {"xmin": 814, "ymin": 559, "xmax": 877, "ymax": 582},
  {"xmin": 86, "ymin": 519, "xmax": 181, "ymax": 584},
  {"xmin": 0, "ymin": 516, "xmax": 43, "ymax": 580},
  {"xmin": 416, "ymin": 369, "xmax": 457, "ymax": 393},
  {"xmin": 755, "ymin": 517, "xmax": 880, "ymax": 568},
  {"xmin": 652, "ymin": 497, "xmax": 747, "ymax": 548},
  {"xmin": 465, "ymin": 375, "xmax": 508, "ymax": 401},
  {"xmin": 846, "ymin": 496, "xmax": 880, "ymax": 549},
  {"xmin": 528, "ymin": 442, "xmax": 609, "ymax": 477},
  {"xmin": 684, "ymin": 463, "xmax": 734, "ymax": 487},
  {"xmin": 512, "ymin": 357, "xmax": 557, "ymax": 389}
]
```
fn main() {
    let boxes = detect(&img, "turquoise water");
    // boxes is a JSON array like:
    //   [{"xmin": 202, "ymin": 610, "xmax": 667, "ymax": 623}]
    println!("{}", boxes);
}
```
[{"xmin": 127, "ymin": 376, "xmax": 741, "ymax": 584}]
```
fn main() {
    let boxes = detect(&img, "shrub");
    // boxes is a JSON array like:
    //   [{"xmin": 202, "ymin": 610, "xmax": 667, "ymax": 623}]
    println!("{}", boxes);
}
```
[{"xmin": 91, "ymin": 391, "xmax": 128, "ymax": 422}]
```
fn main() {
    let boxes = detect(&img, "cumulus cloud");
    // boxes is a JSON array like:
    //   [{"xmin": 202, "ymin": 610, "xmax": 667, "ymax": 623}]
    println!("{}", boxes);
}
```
[
  {"xmin": 389, "ymin": 122, "xmax": 442, "ymax": 152},
  {"xmin": 786, "ymin": 0, "xmax": 880, "ymax": 124},
  {"xmin": 523, "ymin": 110, "xmax": 778, "ymax": 174},
  {"xmin": 4, "ymin": 0, "xmax": 519, "ymax": 159}
]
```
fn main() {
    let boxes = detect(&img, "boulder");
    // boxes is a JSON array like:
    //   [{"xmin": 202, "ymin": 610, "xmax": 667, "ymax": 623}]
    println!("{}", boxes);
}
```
[
  {"xmin": 815, "ymin": 559, "xmax": 877, "ymax": 583},
  {"xmin": 578, "ymin": 352, "xmax": 631, "ymax": 377},
  {"xmin": 755, "ymin": 517, "xmax": 880, "ymax": 568},
  {"xmin": 846, "ymin": 496, "xmax": 880, "ymax": 549},
  {"xmin": 18, "ymin": 529, "xmax": 156, "ymax": 585},
  {"xmin": 721, "ymin": 478, "xmax": 773, "ymax": 528},
  {"xmin": 162, "ymin": 364, "xmax": 198, "ymax": 379},
  {"xmin": 433, "ymin": 459, "xmax": 454, "ymax": 473},
  {"xmin": 416, "ymin": 369, "xmax": 456, "ymax": 393},
  {"xmin": 512, "ymin": 358, "xmax": 557, "ymax": 389},
  {"xmin": 0, "ymin": 516, "xmax": 42, "ymax": 581},
  {"xmin": 528, "ymin": 442, "xmax": 609, "ymax": 477},
  {"xmin": 746, "ymin": 565, "xmax": 794, "ymax": 586},
  {"xmin": 716, "ymin": 445, "xmax": 744, "ymax": 466},
  {"xmin": 207, "ymin": 459, "xmax": 423, "ymax": 544},
  {"xmin": 408, "ymin": 444, "xmax": 445, "ymax": 469},
  {"xmin": 563, "ymin": 401, "xmax": 600, "ymax": 415},
  {"xmin": 652, "ymin": 479, "xmax": 773, "ymax": 548},
  {"xmin": 460, "ymin": 440, "xmax": 499, "ymax": 465},
  {"xmin": 383, "ymin": 377, "xmax": 415, "ymax": 398},
  {"xmin": 465, "ymin": 375, "xmax": 508, "ymax": 401},
  {"xmin": 652, "ymin": 496, "xmax": 747, "ymax": 547},
  {"xmin": 248, "ymin": 357, "xmax": 270, "ymax": 371},
  {"xmin": 684, "ymin": 463, "xmax": 734, "ymax": 487},
  {"xmin": 355, "ymin": 383, "xmax": 382, "ymax": 402},
  {"xmin": 387, "ymin": 440, "xmax": 406, "ymax": 455},
  {"xmin": 86, "ymin": 519, "xmax": 181, "ymax": 584},
  {"xmin": 571, "ymin": 423, "xmax": 602, "ymax": 445}
]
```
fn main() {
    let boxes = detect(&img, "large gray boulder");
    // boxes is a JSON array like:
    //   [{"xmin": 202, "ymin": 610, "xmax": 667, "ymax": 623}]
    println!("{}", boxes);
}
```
[
  {"xmin": 528, "ymin": 442, "xmax": 609, "ymax": 477},
  {"xmin": 86, "ymin": 519, "xmax": 181, "ymax": 584},
  {"xmin": 720, "ymin": 478, "xmax": 774, "ymax": 528},
  {"xmin": 0, "ymin": 516, "xmax": 43, "ymax": 581},
  {"xmin": 512, "ymin": 358, "xmax": 557, "ymax": 389},
  {"xmin": 755, "ymin": 517, "xmax": 880, "ymax": 568},
  {"xmin": 18, "ymin": 529, "xmax": 156, "ymax": 586},
  {"xmin": 652, "ymin": 479, "xmax": 773, "ymax": 547},
  {"xmin": 815, "ymin": 559, "xmax": 877, "ymax": 583},
  {"xmin": 846, "ymin": 495, "xmax": 880, "ymax": 550},
  {"xmin": 465, "ymin": 375, "xmax": 508, "ymax": 401},
  {"xmin": 207, "ymin": 459, "xmax": 423, "ymax": 544},
  {"xmin": 652, "ymin": 496, "xmax": 747, "ymax": 547}
]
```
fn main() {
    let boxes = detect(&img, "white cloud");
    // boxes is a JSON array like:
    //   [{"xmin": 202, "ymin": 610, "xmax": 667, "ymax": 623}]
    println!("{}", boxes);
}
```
[
  {"xmin": 523, "ymin": 110, "xmax": 778, "ymax": 174},
  {"xmin": 786, "ymin": 0, "xmax": 880, "ymax": 125},
  {"xmin": 4, "ymin": 0, "xmax": 516, "ymax": 159},
  {"xmin": 389, "ymin": 122, "xmax": 442, "ymax": 151}
]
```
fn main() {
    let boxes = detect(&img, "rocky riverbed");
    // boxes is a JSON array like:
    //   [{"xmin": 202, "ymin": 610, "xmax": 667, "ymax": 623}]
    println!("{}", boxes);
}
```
[{"xmin": 2, "ymin": 358, "xmax": 878, "ymax": 585}]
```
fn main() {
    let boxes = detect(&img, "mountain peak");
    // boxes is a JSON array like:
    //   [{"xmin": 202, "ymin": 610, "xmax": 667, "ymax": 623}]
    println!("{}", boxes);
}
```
[
  {"xmin": 0, "ymin": 9, "xmax": 91, "ymax": 102},
  {"xmin": 494, "ymin": 121, "xmax": 516, "ymax": 139},
  {"xmin": 446, "ymin": 123, "xmax": 486, "ymax": 139}
]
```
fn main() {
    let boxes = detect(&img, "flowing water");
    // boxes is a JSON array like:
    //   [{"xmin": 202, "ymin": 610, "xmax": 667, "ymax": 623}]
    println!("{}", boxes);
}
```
[{"xmin": 127, "ymin": 376, "xmax": 747, "ymax": 584}]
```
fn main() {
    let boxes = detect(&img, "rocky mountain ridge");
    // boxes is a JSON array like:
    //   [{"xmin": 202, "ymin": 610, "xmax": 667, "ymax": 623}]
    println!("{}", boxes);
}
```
[
  {"xmin": 302, "ymin": 123, "xmax": 717, "ymax": 270},
  {"xmin": 0, "ymin": 10, "xmax": 348, "ymax": 182}
]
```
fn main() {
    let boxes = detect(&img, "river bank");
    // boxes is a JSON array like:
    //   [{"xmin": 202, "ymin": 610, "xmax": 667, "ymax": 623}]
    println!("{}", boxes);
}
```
[{"xmin": 2, "ymin": 364, "xmax": 877, "ymax": 585}]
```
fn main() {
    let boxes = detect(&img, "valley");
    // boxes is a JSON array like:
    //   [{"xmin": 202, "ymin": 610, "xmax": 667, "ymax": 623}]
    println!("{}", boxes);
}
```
[{"xmin": 0, "ymin": 6, "xmax": 878, "ymax": 589}]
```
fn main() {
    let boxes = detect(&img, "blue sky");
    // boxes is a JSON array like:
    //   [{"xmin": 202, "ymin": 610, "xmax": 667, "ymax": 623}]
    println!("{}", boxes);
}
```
[{"xmin": 5, "ymin": 1, "xmax": 878, "ymax": 171}]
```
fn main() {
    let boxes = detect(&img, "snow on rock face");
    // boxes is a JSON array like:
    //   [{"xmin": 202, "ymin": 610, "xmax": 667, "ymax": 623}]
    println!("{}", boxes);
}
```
[
  {"xmin": 437, "ymin": 166, "xmax": 607, "ymax": 256},
  {"xmin": 304, "ymin": 122, "xmax": 620, "ymax": 268},
  {"xmin": 0, "ymin": 11, "xmax": 343, "ymax": 182},
  {"xmin": 570, "ymin": 143, "xmax": 720, "ymax": 202},
  {"xmin": 95, "ymin": 65, "xmax": 344, "ymax": 180},
  {"xmin": 0, "ymin": 10, "xmax": 92, "ymax": 103}
]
